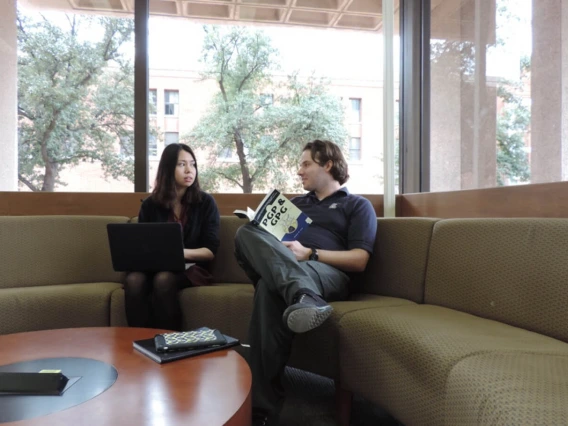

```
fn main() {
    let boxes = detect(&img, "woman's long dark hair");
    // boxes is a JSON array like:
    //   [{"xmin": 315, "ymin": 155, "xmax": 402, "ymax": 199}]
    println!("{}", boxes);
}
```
[{"xmin": 152, "ymin": 143, "xmax": 202, "ymax": 209}]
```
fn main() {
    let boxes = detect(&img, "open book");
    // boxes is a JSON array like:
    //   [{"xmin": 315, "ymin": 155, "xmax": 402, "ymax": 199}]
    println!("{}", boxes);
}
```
[{"xmin": 234, "ymin": 189, "xmax": 312, "ymax": 242}]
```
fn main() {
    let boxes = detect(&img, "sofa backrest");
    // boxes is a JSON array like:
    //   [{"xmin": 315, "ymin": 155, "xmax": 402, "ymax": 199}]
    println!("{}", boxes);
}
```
[
  {"xmin": 356, "ymin": 218, "xmax": 439, "ymax": 303},
  {"xmin": 0, "ymin": 215, "xmax": 128, "ymax": 289},
  {"xmin": 424, "ymin": 218, "xmax": 568, "ymax": 343},
  {"xmin": 211, "ymin": 216, "xmax": 252, "ymax": 284}
]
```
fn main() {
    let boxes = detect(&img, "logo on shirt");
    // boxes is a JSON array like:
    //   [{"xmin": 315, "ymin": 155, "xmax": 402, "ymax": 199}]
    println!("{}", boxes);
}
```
[{"xmin": 329, "ymin": 203, "xmax": 338, "ymax": 209}]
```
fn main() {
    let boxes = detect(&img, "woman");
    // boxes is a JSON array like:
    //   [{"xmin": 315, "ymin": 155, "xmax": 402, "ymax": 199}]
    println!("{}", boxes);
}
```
[{"xmin": 125, "ymin": 143, "xmax": 220, "ymax": 330}]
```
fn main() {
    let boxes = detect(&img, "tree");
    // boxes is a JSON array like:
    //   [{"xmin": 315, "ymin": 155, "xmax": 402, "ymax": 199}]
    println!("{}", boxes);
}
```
[
  {"xmin": 495, "ymin": 58, "xmax": 531, "ymax": 186},
  {"xmin": 187, "ymin": 26, "xmax": 349, "ymax": 193},
  {"xmin": 17, "ymin": 12, "xmax": 135, "ymax": 191}
]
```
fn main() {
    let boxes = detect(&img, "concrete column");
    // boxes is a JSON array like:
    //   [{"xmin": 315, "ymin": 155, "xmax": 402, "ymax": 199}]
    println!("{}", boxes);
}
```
[
  {"xmin": 459, "ymin": 0, "xmax": 496, "ymax": 190},
  {"xmin": 531, "ymin": 0, "xmax": 564, "ymax": 183},
  {"xmin": 430, "ymin": 0, "xmax": 462, "ymax": 192},
  {"xmin": 430, "ymin": 0, "xmax": 496, "ymax": 191},
  {"xmin": 0, "ymin": 0, "xmax": 18, "ymax": 191},
  {"xmin": 431, "ymin": 48, "xmax": 462, "ymax": 192}
]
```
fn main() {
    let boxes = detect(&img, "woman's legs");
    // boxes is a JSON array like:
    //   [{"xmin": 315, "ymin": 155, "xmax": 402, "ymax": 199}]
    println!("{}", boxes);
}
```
[
  {"xmin": 124, "ymin": 272, "xmax": 152, "ymax": 327},
  {"xmin": 152, "ymin": 271, "xmax": 190, "ymax": 331}
]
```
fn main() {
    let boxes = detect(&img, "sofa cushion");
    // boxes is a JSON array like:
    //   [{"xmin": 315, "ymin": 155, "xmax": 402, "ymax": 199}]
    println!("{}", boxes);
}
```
[
  {"xmin": 110, "ymin": 288, "xmax": 128, "ymax": 327},
  {"xmin": 0, "ymin": 282, "xmax": 124, "ymax": 334},
  {"xmin": 289, "ymin": 294, "xmax": 417, "ymax": 379},
  {"xmin": 339, "ymin": 304, "xmax": 568, "ymax": 426},
  {"xmin": 445, "ymin": 352, "xmax": 568, "ymax": 426},
  {"xmin": 424, "ymin": 218, "xmax": 568, "ymax": 343},
  {"xmin": 0, "ymin": 215, "xmax": 128, "ymax": 289},
  {"xmin": 180, "ymin": 284, "xmax": 416, "ymax": 380},
  {"xmin": 180, "ymin": 283, "xmax": 254, "ymax": 341},
  {"xmin": 211, "ymin": 217, "xmax": 252, "ymax": 285},
  {"xmin": 356, "ymin": 218, "xmax": 438, "ymax": 303}
]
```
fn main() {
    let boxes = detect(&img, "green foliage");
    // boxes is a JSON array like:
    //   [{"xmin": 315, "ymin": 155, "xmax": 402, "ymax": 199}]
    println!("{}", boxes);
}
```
[
  {"xmin": 496, "ymin": 84, "xmax": 530, "ymax": 186},
  {"xmin": 186, "ymin": 26, "xmax": 349, "ymax": 193},
  {"xmin": 17, "ymin": 12, "xmax": 135, "ymax": 191}
]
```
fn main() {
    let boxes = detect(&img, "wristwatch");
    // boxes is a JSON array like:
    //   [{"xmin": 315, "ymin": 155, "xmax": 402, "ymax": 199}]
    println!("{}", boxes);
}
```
[{"xmin": 309, "ymin": 248, "xmax": 319, "ymax": 261}]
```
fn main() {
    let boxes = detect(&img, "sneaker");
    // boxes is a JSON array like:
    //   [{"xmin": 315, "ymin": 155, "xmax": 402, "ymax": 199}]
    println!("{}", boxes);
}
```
[{"xmin": 282, "ymin": 291, "xmax": 333, "ymax": 333}]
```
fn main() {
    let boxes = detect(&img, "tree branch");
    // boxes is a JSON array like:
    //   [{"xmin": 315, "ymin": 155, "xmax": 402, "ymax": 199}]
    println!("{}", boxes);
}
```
[
  {"xmin": 18, "ymin": 107, "xmax": 35, "ymax": 121},
  {"xmin": 18, "ymin": 174, "xmax": 39, "ymax": 192},
  {"xmin": 250, "ymin": 115, "xmax": 315, "ymax": 182},
  {"xmin": 237, "ymin": 63, "xmax": 261, "ymax": 93},
  {"xmin": 215, "ymin": 170, "xmax": 243, "ymax": 189}
]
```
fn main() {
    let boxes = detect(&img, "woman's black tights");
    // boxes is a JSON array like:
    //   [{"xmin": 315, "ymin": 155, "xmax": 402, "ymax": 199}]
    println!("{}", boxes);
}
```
[{"xmin": 124, "ymin": 271, "xmax": 189, "ymax": 330}]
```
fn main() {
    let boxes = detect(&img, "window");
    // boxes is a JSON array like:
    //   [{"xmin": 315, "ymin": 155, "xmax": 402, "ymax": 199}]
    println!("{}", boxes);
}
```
[
  {"xmin": 260, "ymin": 93, "xmax": 273, "ymax": 106},
  {"xmin": 10, "ymin": 4, "xmax": 135, "ymax": 192},
  {"xmin": 350, "ymin": 98, "xmax": 362, "ymax": 123},
  {"xmin": 2, "ymin": 1, "xmax": 392, "ymax": 194},
  {"xmin": 164, "ymin": 132, "xmax": 179, "ymax": 146},
  {"xmin": 148, "ymin": 134, "xmax": 157, "ymax": 157},
  {"xmin": 149, "ymin": 89, "xmax": 157, "ymax": 115},
  {"xmin": 144, "ymin": 19, "xmax": 387, "ymax": 194},
  {"xmin": 428, "ymin": 0, "xmax": 567, "ymax": 191},
  {"xmin": 218, "ymin": 147, "xmax": 233, "ymax": 159},
  {"xmin": 349, "ymin": 137, "xmax": 361, "ymax": 161},
  {"xmin": 164, "ymin": 90, "xmax": 179, "ymax": 116}
]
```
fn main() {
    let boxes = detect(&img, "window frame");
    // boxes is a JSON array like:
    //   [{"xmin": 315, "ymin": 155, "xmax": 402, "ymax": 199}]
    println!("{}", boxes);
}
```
[
  {"xmin": 133, "ymin": 0, "xmax": 402, "ymax": 194},
  {"xmin": 164, "ymin": 89, "xmax": 179, "ymax": 117}
]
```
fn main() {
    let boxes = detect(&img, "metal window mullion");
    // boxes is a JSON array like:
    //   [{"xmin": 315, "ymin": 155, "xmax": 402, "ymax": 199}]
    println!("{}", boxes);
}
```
[
  {"xmin": 420, "ymin": 0, "xmax": 431, "ymax": 192},
  {"xmin": 134, "ymin": 0, "xmax": 149, "ymax": 192},
  {"xmin": 400, "ymin": 0, "xmax": 430, "ymax": 194},
  {"xmin": 383, "ymin": 0, "xmax": 396, "ymax": 217}
]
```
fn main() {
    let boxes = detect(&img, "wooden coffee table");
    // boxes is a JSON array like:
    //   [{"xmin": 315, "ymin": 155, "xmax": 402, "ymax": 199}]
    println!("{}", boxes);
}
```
[{"xmin": 0, "ymin": 327, "xmax": 251, "ymax": 425}]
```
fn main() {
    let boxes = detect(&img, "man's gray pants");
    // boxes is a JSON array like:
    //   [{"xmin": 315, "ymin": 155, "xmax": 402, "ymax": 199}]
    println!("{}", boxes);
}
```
[{"xmin": 234, "ymin": 224, "xmax": 350, "ymax": 421}]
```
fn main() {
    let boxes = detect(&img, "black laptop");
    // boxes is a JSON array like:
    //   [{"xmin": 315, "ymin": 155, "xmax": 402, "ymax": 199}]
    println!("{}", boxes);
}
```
[{"xmin": 106, "ymin": 223, "xmax": 186, "ymax": 273}]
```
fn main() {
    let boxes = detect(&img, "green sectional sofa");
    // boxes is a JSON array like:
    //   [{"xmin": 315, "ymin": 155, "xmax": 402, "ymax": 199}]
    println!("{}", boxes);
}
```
[
  {"xmin": 1, "ymin": 215, "xmax": 567, "ymax": 425},
  {"xmin": 0, "ymin": 215, "xmax": 129, "ymax": 334}
]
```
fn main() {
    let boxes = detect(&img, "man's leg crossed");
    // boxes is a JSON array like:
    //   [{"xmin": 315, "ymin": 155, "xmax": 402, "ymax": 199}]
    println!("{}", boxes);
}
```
[{"xmin": 234, "ymin": 224, "xmax": 320, "ymax": 303}]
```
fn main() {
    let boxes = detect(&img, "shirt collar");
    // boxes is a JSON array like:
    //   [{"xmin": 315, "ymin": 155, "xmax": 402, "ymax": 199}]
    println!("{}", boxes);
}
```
[{"xmin": 306, "ymin": 186, "xmax": 350, "ymax": 200}]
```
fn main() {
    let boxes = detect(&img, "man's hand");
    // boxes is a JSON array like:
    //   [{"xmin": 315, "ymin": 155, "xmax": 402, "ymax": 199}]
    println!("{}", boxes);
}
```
[{"xmin": 282, "ymin": 241, "xmax": 311, "ymax": 261}]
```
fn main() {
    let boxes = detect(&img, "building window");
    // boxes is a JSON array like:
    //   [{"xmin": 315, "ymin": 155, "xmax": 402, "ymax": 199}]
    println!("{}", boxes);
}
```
[
  {"xmin": 148, "ymin": 134, "xmax": 157, "ymax": 157},
  {"xmin": 164, "ymin": 132, "xmax": 179, "ymax": 146},
  {"xmin": 350, "ymin": 98, "xmax": 361, "ymax": 123},
  {"xmin": 218, "ymin": 147, "xmax": 233, "ymax": 159},
  {"xmin": 349, "ymin": 137, "xmax": 361, "ymax": 161},
  {"xmin": 164, "ymin": 90, "xmax": 179, "ymax": 116},
  {"xmin": 149, "ymin": 89, "xmax": 157, "ymax": 115},
  {"xmin": 260, "ymin": 93, "xmax": 273, "ymax": 106}
]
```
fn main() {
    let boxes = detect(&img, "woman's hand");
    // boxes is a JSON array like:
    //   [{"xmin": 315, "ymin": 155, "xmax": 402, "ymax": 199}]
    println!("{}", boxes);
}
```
[
  {"xmin": 282, "ymin": 241, "xmax": 311, "ymax": 261},
  {"xmin": 184, "ymin": 248, "xmax": 214, "ymax": 262}
]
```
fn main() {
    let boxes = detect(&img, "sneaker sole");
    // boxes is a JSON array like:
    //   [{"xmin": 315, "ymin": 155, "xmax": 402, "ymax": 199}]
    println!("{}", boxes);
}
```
[{"xmin": 286, "ymin": 305, "xmax": 333, "ymax": 334}]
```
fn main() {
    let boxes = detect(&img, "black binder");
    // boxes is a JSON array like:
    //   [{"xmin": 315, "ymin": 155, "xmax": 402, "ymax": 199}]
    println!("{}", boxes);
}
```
[{"xmin": 133, "ymin": 334, "xmax": 240, "ymax": 364}]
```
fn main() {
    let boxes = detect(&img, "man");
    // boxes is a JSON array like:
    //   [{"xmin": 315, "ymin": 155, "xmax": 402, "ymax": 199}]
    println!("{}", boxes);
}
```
[{"xmin": 234, "ymin": 139, "xmax": 377, "ymax": 426}]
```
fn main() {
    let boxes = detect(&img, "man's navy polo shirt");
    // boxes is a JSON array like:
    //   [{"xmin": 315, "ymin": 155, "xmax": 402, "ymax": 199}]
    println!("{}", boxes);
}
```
[{"xmin": 291, "ymin": 187, "xmax": 377, "ymax": 254}]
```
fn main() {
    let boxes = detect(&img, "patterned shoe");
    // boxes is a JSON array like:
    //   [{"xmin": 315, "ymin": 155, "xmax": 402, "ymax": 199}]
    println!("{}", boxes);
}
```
[{"xmin": 283, "ymin": 291, "xmax": 333, "ymax": 333}]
